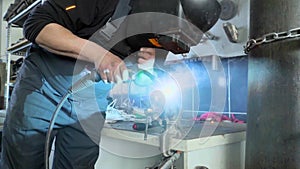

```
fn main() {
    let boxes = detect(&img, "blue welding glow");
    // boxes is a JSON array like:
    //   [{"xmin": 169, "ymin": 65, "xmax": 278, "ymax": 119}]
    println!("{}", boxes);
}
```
[
  {"xmin": 132, "ymin": 69, "xmax": 155, "ymax": 87},
  {"xmin": 128, "ymin": 67, "xmax": 183, "ymax": 115}
]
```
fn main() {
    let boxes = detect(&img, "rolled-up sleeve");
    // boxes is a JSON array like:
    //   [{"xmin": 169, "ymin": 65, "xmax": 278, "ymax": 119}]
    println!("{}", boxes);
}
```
[{"xmin": 24, "ymin": 1, "xmax": 71, "ymax": 43}]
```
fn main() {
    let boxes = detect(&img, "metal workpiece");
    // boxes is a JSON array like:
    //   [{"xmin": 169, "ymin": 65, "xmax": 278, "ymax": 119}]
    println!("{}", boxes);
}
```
[{"xmin": 246, "ymin": 0, "xmax": 300, "ymax": 168}]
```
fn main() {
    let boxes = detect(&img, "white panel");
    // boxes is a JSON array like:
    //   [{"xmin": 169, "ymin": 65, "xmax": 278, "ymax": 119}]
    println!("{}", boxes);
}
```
[
  {"xmin": 191, "ymin": 0, "xmax": 250, "ymax": 58},
  {"xmin": 183, "ymin": 142, "xmax": 245, "ymax": 169},
  {"xmin": 95, "ymin": 136, "xmax": 162, "ymax": 169}
]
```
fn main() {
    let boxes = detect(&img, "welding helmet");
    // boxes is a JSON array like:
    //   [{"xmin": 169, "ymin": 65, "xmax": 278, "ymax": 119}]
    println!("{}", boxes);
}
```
[
  {"xmin": 92, "ymin": 0, "xmax": 221, "ymax": 58},
  {"xmin": 125, "ymin": 0, "xmax": 221, "ymax": 55}
]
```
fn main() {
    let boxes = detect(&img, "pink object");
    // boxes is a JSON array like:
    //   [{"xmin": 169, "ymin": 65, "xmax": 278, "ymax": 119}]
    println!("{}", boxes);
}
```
[{"xmin": 193, "ymin": 112, "xmax": 244, "ymax": 123}]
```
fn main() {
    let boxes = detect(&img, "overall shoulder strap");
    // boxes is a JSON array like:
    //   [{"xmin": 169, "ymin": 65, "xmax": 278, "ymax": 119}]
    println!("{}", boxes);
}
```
[
  {"xmin": 111, "ymin": 0, "xmax": 132, "ymax": 21},
  {"xmin": 99, "ymin": 0, "xmax": 132, "ymax": 41}
]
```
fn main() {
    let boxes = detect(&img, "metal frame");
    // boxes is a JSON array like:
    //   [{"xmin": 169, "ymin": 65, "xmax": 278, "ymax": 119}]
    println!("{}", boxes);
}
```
[{"xmin": 4, "ymin": 0, "xmax": 41, "ymax": 110}]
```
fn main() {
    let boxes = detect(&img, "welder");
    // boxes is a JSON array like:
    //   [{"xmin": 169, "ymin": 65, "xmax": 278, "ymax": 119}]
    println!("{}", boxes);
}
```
[{"xmin": 0, "ymin": 0, "xmax": 220, "ymax": 168}]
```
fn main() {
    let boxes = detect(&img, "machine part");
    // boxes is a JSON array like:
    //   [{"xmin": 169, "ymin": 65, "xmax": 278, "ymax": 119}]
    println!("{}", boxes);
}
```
[
  {"xmin": 195, "ymin": 166, "xmax": 209, "ymax": 169},
  {"xmin": 180, "ymin": 0, "xmax": 221, "ymax": 32},
  {"xmin": 159, "ymin": 152, "xmax": 181, "ymax": 169},
  {"xmin": 219, "ymin": 0, "xmax": 238, "ymax": 21},
  {"xmin": 204, "ymin": 32, "xmax": 219, "ymax": 41},
  {"xmin": 244, "ymin": 27, "xmax": 300, "ymax": 54},
  {"xmin": 146, "ymin": 151, "xmax": 180, "ymax": 169},
  {"xmin": 223, "ymin": 22, "xmax": 239, "ymax": 43}
]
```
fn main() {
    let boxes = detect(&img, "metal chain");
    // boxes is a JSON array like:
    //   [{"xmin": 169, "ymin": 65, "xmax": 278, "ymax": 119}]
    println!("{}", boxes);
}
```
[{"xmin": 244, "ymin": 27, "xmax": 300, "ymax": 54}]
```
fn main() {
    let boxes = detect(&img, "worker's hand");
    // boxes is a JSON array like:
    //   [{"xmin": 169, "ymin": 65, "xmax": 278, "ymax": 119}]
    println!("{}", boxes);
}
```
[
  {"xmin": 92, "ymin": 47, "xmax": 155, "ymax": 83},
  {"xmin": 137, "ymin": 47, "xmax": 155, "ymax": 70},
  {"xmin": 94, "ymin": 51, "xmax": 128, "ymax": 84}
]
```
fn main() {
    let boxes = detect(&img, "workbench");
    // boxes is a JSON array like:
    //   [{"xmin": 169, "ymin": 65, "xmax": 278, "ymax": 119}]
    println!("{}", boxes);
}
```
[
  {"xmin": 0, "ymin": 111, "xmax": 246, "ymax": 169},
  {"xmin": 96, "ymin": 121, "xmax": 246, "ymax": 169}
]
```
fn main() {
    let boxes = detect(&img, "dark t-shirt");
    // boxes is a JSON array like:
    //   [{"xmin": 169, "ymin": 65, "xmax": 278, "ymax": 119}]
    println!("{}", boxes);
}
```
[
  {"xmin": 22, "ymin": 0, "xmax": 119, "ymax": 95},
  {"xmin": 24, "ymin": 0, "xmax": 119, "ymax": 41}
]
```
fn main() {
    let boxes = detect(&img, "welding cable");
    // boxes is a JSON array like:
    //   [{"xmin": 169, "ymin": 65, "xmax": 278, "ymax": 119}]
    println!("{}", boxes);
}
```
[
  {"xmin": 45, "ymin": 92, "xmax": 70, "ymax": 169},
  {"xmin": 45, "ymin": 70, "xmax": 101, "ymax": 169},
  {"xmin": 45, "ymin": 68, "xmax": 159, "ymax": 168}
]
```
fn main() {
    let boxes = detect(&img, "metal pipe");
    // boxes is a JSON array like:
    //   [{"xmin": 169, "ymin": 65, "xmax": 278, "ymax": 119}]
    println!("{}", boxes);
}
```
[
  {"xmin": 246, "ymin": 0, "xmax": 300, "ymax": 168},
  {"xmin": 5, "ymin": 23, "xmax": 11, "ymax": 110}
]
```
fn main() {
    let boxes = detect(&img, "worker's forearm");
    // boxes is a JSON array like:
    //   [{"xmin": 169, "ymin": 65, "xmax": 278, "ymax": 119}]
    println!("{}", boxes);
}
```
[{"xmin": 35, "ymin": 23, "xmax": 107, "ymax": 63}]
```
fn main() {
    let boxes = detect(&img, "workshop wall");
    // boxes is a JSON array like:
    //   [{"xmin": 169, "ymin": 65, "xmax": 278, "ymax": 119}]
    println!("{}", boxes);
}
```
[
  {"xmin": 227, "ymin": 56, "xmax": 248, "ymax": 113},
  {"xmin": 190, "ymin": 56, "xmax": 248, "ymax": 122}
]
